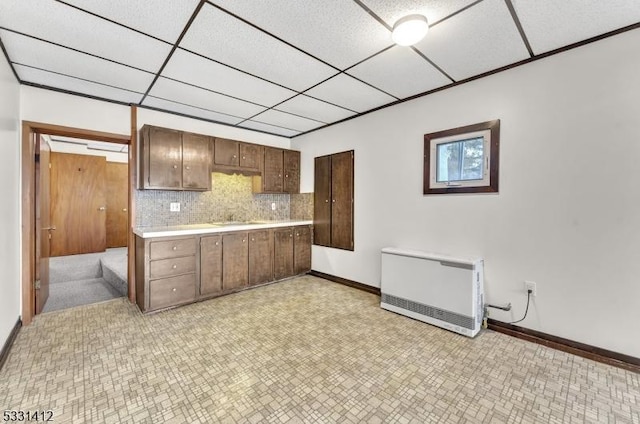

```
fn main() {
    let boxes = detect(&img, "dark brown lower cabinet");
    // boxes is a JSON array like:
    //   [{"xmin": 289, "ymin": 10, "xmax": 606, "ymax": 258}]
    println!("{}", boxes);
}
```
[
  {"xmin": 274, "ymin": 228, "xmax": 294, "ymax": 280},
  {"xmin": 200, "ymin": 235, "xmax": 222, "ymax": 296},
  {"xmin": 248, "ymin": 230, "xmax": 273, "ymax": 285},
  {"xmin": 223, "ymin": 232, "xmax": 248, "ymax": 290},
  {"xmin": 294, "ymin": 226, "xmax": 312, "ymax": 275}
]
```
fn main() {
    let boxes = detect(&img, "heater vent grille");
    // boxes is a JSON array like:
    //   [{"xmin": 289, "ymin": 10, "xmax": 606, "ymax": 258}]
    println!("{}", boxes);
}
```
[{"xmin": 381, "ymin": 293, "xmax": 475, "ymax": 330}]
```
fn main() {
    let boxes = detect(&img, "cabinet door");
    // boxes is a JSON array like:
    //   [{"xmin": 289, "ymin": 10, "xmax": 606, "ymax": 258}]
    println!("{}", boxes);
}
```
[
  {"xmin": 182, "ymin": 132, "xmax": 211, "ymax": 190},
  {"xmin": 264, "ymin": 147, "xmax": 284, "ymax": 192},
  {"xmin": 240, "ymin": 143, "xmax": 260, "ymax": 170},
  {"xmin": 148, "ymin": 126, "xmax": 182, "ymax": 188},
  {"xmin": 222, "ymin": 232, "xmax": 248, "ymax": 290},
  {"xmin": 313, "ymin": 155, "xmax": 331, "ymax": 246},
  {"xmin": 283, "ymin": 150, "xmax": 300, "ymax": 194},
  {"xmin": 200, "ymin": 235, "xmax": 222, "ymax": 296},
  {"xmin": 273, "ymin": 228, "xmax": 294, "ymax": 280},
  {"xmin": 214, "ymin": 138, "xmax": 240, "ymax": 167},
  {"xmin": 248, "ymin": 230, "xmax": 272, "ymax": 285},
  {"xmin": 294, "ymin": 226, "xmax": 311, "ymax": 275},
  {"xmin": 331, "ymin": 151, "xmax": 354, "ymax": 250}
]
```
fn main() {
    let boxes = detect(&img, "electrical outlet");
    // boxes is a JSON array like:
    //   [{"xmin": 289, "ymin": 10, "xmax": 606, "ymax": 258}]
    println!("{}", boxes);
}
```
[
  {"xmin": 271, "ymin": 202, "xmax": 276, "ymax": 211},
  {"xmin": 170, "ymin": 202, "xmax": 180, "ymax": 212},
  {"xmin": 525, "ymin": 281, "xmax": 537, "ymax": 297}
]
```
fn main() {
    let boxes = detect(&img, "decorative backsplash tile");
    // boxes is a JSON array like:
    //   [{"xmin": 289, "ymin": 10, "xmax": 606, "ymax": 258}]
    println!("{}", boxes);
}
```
[
  {"xmin": 135, "ymin": 173, "xmax": 291, "ymax": 227},
  {"xmin": 290, "ymin": 192, "xmax": 314, "ymax": 220}
]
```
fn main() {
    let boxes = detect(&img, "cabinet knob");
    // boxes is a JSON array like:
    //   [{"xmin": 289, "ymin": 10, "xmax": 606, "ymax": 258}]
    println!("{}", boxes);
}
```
[
  {"xmin": 242, "ymin": 239, "xmax": 246, "ymax": 243},
  {"xmin": 289, "ymin": 234, "xmax": 293, "ymax": 238},
  {"xmin": 173, "ymin": 165, "xmax": 178, "ymax": 169},
  {"xmin": 172, "ymin": 264, "xmax": 177, "ymax": 269},
  {"xmin": 285, "ymin": 174, "xmax": 289, "ymax": 178},
  {"xmin": 215, "ymin": 242, "xmax": 219, "ymax": 246},
  {"xmin": 325, "ymin": 199, "xmax": 329, "ymax": 203},
  {"xmin": 185, "ymin": 166, "xmax": 190, "ymax": 170},
  {"xmin": 172, "ymin": 246, "xmax": 177, "ymax": 251},
  {"xmin": 172, "ymin": 288, "xmax": 177, "ymax": 292},
  {"xmin": 251, "ymin": 238, "xmax": 255, "ymax": 241},
  {"xmin": 296, "ymin": 233, "xmax": 299, "ymax": 236},
  {"xmin": 332, "ymin": 199, "xmax": 336, "ymax": 203},
  {"xmin": 233, "ymin": 155, "xmax": 237, "ymax": 158},
  {"xmin": 122, "ymin": 208, "xmax": 127, "ymax": 212},
  {"xmin": 278, "ymin": 174, "xmax": 282, "ymax": 177},
  {"xmin": 242, "ymin": 156, "xmax": 246, "ymax": 159}
]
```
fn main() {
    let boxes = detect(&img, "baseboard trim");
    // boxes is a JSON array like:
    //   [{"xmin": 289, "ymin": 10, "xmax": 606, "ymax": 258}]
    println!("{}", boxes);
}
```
[
  {"xmin": 488, "ymin": 319, "xmax": 640, "ymax": 373},
  {"xmin": 0, "ymin": 318, "xmax": 22, "ymax": 372},
  {"xmin": 309, "ymin": 270, "xmax": 381, "ymax": 296}
]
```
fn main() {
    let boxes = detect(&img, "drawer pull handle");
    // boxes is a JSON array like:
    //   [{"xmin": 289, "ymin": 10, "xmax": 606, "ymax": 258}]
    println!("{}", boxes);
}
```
[
  {"xmin": 172, "ymin": 288, "xmax": 177, "ymax": 292},
  {"xmin": 172, "ymin": 265, "xmax": 177, "ymax": 269},
  {"xmin": 172, "ymin": 246, "xmax": 177, "ymax": 251}
]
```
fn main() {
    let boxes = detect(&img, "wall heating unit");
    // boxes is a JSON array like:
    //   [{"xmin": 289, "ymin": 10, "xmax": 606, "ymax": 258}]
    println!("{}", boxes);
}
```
[{"xmin": 380, "ymin": 247, "xmax": 484, "ymax": 337}]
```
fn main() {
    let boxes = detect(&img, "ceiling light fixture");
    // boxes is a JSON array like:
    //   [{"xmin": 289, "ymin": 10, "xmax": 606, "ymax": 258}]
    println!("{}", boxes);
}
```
[{"xmin": 391, "ymin": 14, "xmax": 429, "ymax": 46}]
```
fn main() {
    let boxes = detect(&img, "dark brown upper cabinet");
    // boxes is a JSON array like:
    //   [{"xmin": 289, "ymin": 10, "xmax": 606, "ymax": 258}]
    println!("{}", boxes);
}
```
[
  {"xmin": 212, "ymin": 138, "xmax": 261, "ymax": 175},
  {"xmin": 139, "ymin": 125, "xmax": 211, "ymax": 191},
  {"xmin": 240, "ymin": 143, "xmax": 261, "ymax": 170},
  {"xmin": 314, "ymin": 151, "xmax": 354, "ymax": 251},
  {"xmin": 213, "ymin": 138, "xmax": 239, "ymax": 167},
  {"xmin": 253, "ymin": 147, "xmax": 300, "ymax": 194}
]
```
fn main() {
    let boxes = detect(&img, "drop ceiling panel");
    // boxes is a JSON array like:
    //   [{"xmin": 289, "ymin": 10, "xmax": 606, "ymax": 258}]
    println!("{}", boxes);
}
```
[
  {"xmin": 211, "ymin": 0, "xmax": 392, "ymax": 69},
  {"xmin": 15, "ymin": 65, "xmax": 144, "ymax": 104},
  {"xmin": 237, "ymin": 121, "xmax": 299, "ymax": 138},
  {"xmin": 180, "ymin": 4, "xmax": 337, "ymax": 91},
  {"xmin": 512, "ymin": 0, "xmax": 640, "ymax": 54},
  {"xmin": 149, "ymin": 77, "xmax": 266, "ymax": 119},
  {"xmin": 275, "ymin": 95, "xmax": 357, "ymax": 123},
  {"xmin": 0, "ymin": 0, "xmax": 171, "ymax": 72},
  {"xmin": 251, "ymin": 109, "xmax": 325, "ymax": 132},
  {"xmin": 360, "ymin": 0, "xmax": 478, "ymax": 27},
  {"xmin": 347, "ymin": 45, "xmax": 451, "ymax": 98},
  {"xmin": 305, "ymin": 74, "xmax": 396, "ymax": 113},
  {"xmin": 142, "ymin": 96, "xmax": 244, "ymax": 125},
  {"xmin": 414, "ymin": 0, "xmax": 530, "ymax": 81},
  {"xmin": 1, "ymin": 30, "xmax": 154, "ymax": 93},
  {"xmin": 163, "ymin": 49, "xmax": 296, "ymax": 107},
  {"xmin": 62, "ymin": 0, "xmax": 200, "ymax": 43}
]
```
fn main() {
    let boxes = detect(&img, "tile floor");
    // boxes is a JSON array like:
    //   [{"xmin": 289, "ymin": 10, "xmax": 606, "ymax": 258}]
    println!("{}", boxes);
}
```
[{"xmin": 1, "ymin": 276, "xmax": 638, "ymax": 423}]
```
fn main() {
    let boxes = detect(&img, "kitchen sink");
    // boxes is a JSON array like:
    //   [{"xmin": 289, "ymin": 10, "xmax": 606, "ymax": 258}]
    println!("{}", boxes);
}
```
[{"xmin": 209, "ymin": 220, "xmax": 271, "ymax": 226}]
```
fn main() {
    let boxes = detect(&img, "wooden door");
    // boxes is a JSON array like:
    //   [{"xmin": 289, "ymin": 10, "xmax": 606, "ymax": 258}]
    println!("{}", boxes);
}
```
[
  {"xmin": 313, "ymin": 155, "xmax": 331, "ymax": 246},
  {"xmin": 239, "ymin": 143, "xmax": 260, "ymax": 170},
  {"xmin": 264, "ymin": 147, "xmax": 284, "ymax": 192},
  {"xmin": 283, "ymin": 150, "xmax": 300, "ymax": 194},
  {"xmin": 106, "ymin": 162, "xmax": 128, "ymax": 248},
  {"xmin": 274, "ymin": 228, "xmax": 294, "ymax": 280},
  {"xmin": 148, "ymin": 126, "xmax": 182, "ymax": 189},
  {"xmin": 248, "ymin": 229, "xmax": 272, "ymax": 285},
  {"xmin": 182, "ymin": 132, "xmax": 211, "ymax": 190},
  {"xmin": 214, "ymin": 138, "xmax": 239, "ymax": 166},
  {"xmin": 50, "ymin": 152, "xmax": 107, "ymax": 256},
  {"xmin": 35, "ymin": 136, "xmax": 51, "ymax": 314},
  {"xmin": 201, "ymin": 235, "xmax": 223, "ymax": 296},
  {"xmin": 294, "ymin": 226, "xmax": 312, "ymax": 275},
  {"xmin": 331, "ymin": 151, "xmax": 354, "ymax": 250},
  {"xmin": 222, "ymin": 232, "xmax": 248, "ymax": 290}
]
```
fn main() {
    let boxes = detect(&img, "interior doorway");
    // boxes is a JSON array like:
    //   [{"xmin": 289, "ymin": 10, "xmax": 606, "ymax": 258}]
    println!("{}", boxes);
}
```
[{"xmin": 21, "ymin": 121, "xmax": 135, "ymax": 325}]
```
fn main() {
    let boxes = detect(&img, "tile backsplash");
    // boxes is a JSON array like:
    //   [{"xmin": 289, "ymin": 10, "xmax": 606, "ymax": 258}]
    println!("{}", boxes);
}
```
[{"xmin": 135, "ymin": 173, "xmax": 291, "ymax": 227}]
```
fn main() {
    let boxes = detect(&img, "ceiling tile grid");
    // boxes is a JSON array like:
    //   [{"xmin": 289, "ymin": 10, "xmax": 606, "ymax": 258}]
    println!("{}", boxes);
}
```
[
  {"xmin": 306, "ymin": 74, "xmax": 396, "ymax": 113},
  {"xmin": 142, "ymin": 96, "xmax": 245, "ymax": 126},
  {"xmin": 237, "ymin": 120, "xmax": 301, "ymax": 138},
  {"xmin": 162, "ymin": 49, "xmax": 296, "ymax": 107},
  {"xmin": 180, "ymin": 4, "xmax": 337, "ymax": 92},
  {"xmin": 0, "ymin": 0, "xmax": 171, "ymax": 73},
  {"xmin": 61, "ymin": 0, "xmax": 201, "ymax": 44},
  {"xmin": 15, "ymin": 64, "xmax": 144, "ymax": 104},
  {"xmin": 1, "ymin": 30, "xmax": 155, "ymax": 94},
  {"xmin": 275, "ymin": 95, "xmax": 357, "ymax": 124},
  {"xmin": 249, "ymin": 109, "xmax": 326, "ymax": 133},
  {"xmin": 413, "ymin": 0, "xmax": 530, "ymax": 81},
  {"xmin": 512, "ymin": 0, "xmax": 640, "ymax": 54},
  {"xmin": 148, "ymin": 77, "xmax": 267, "ymax": 119},
  {"xmin": 347, "ymin": 45, "xmax": 451, "ymax": 98},
  {"xmin": 210, "ymin": 0, "xmax": 393, "ymax": 69},
  {"xmin": 360, "ymin": 0, "xmax": 479, "ymax": 27}
]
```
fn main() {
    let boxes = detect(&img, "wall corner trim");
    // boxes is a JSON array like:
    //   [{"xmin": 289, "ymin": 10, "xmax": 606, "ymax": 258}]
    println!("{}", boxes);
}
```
[
  {"xmin": 0, "ymin": 318, "xmax": 22, "ymax": 372},
  {"xmin": 488, "ymin": 319, "xmax": 640, "ymax": 374},
  {"xmin": 309, "ymin": 270, "xmax": 381, "ymax": 296}
]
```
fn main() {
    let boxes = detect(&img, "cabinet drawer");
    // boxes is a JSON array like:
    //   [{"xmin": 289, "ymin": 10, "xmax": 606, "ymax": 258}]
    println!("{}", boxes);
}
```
[
  {"xmin": 149, "ymin": 274, "xmax": 196, "ymax": 311},
  {"xmin": 150, "ymin": 256, "xmax": 195, "ymax": 279},
  {"xmin": 150, "ymin": 238, "xmax": 196, "ymax": 260}
]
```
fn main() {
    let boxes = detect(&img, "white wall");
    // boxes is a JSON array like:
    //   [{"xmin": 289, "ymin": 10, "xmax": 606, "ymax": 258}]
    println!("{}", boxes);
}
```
[
  {"xmin": 0, "ymin": 55, "xmax": 21, "ymax": 348},
  {"xmin": 292, "ymin": 28, "xmax": 640, "ymax": 358},
  {"xmin": 137, "ymin": 107, "xmax": 290, "ymax": 149}
]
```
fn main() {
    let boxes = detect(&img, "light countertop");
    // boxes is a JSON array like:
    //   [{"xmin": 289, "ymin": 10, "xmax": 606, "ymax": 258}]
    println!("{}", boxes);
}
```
[{"xmin": 134, "ymin": 220, "xmax": 313, "ymax": 239}]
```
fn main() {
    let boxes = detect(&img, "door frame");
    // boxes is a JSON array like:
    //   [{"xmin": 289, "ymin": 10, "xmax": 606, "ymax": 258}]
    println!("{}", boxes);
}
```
[{"xmin": 21, "ymin": 116, "xmax": 136, "ymax": 325}]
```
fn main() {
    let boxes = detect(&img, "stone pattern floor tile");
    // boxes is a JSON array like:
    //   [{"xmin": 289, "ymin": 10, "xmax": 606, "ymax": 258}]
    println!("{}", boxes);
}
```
[{"xmin": 1, "ymin": 276, "xmax": 638, "ymax": 423}]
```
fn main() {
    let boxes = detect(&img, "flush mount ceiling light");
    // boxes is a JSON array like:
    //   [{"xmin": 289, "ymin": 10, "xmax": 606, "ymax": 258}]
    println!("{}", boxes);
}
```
[{"xmin": 391, "ymin": 14, "xmax": 429, "ymax": 46}]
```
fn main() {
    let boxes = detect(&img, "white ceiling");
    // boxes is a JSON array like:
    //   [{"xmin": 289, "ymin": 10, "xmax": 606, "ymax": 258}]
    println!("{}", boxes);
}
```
[{"xmin": 1, "ymin": 0, "xmax": 639, "ymax": 138}]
